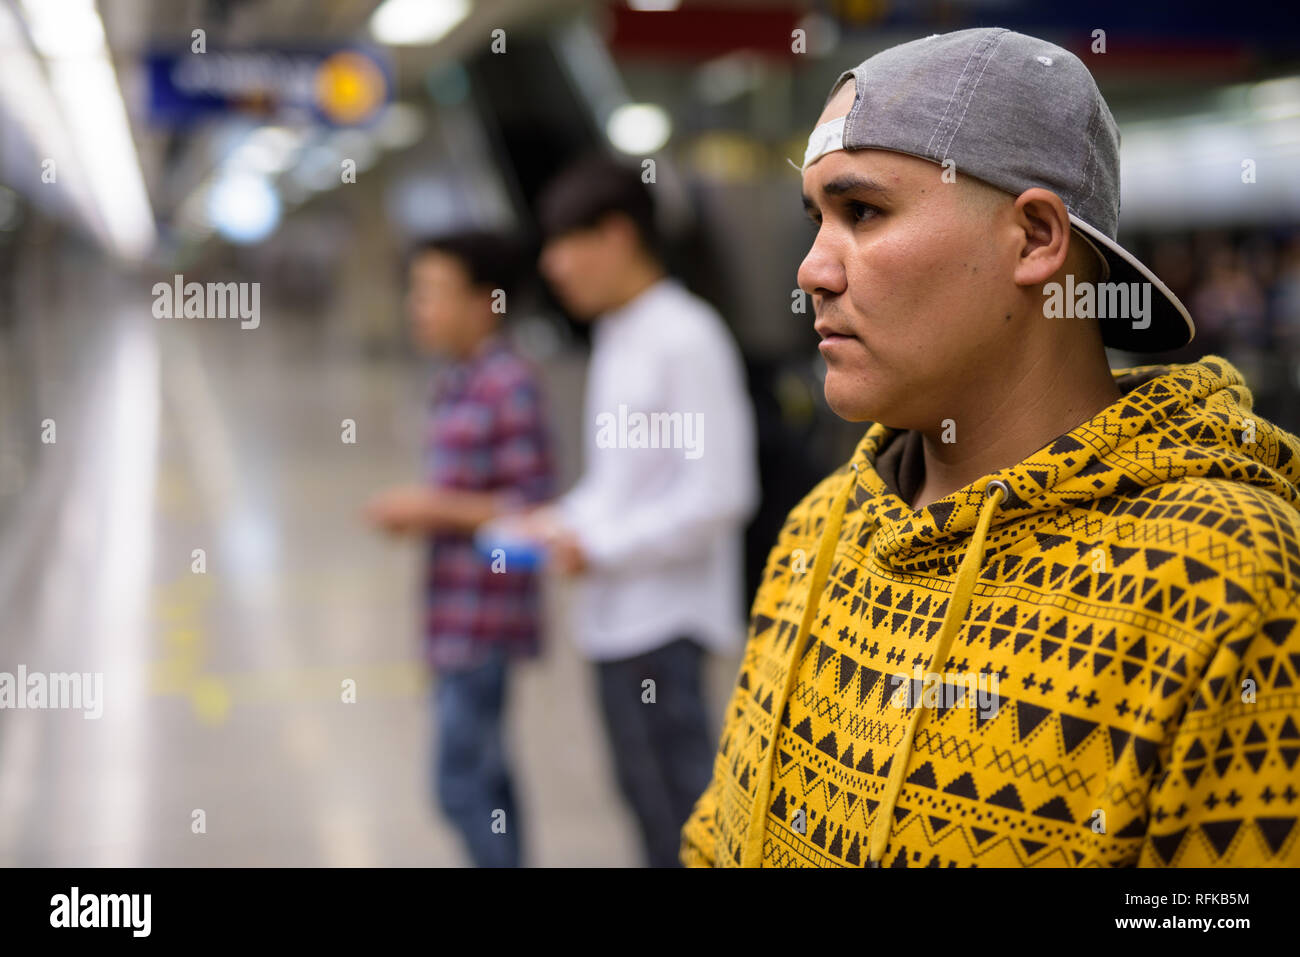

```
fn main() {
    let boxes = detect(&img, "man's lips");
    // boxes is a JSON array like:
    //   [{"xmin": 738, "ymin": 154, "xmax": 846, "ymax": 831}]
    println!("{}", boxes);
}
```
[{"xmin": 814, "ymin": 318, "xmax": 857, "ymax": 341}]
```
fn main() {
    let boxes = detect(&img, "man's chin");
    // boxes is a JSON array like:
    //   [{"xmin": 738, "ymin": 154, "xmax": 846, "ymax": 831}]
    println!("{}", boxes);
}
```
[{"xmin": 823, "ymin": 371, "xmax": 879, "ymax": 424}]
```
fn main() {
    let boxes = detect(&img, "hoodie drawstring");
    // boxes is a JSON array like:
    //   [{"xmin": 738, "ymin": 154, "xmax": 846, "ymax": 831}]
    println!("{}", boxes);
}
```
[
  {"xmin": 740, "ymin": 465, "xmax": 1007, "ymax": 868},
  {"xmin": 740, "ymin": 463, "xmax": 859, "ymax": 867}
]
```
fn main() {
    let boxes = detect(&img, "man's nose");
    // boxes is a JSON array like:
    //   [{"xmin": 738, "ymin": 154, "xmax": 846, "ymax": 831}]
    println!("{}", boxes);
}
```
[{"xmin": 796, "ymin": 229, "xmax": 847, "ymax": 301}]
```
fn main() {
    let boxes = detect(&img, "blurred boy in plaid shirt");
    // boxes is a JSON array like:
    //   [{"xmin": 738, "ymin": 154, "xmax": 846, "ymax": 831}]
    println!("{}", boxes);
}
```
[{"xmin": 364, "ymin": 231, "xmax": 554, "ymax": 867}]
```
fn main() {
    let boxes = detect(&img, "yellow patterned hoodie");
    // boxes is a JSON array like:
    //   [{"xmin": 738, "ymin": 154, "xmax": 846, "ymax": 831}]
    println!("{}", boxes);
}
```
[{"xmin": 682, "ymin": 357, "xmax": 1300, "ymax": 867}]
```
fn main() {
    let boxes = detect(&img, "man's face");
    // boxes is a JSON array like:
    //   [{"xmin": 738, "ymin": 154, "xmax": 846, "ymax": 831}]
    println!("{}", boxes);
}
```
[
  {"xmin": 798, "ymin": 86, "xmax": 1020, "ymax": 427},
  {"xmin": 539, "ymin": 215, "xmax": 634, "ymax": 321},
  {"xmin": 539, "ymin": 226, "xmax": 610, "ymax": 320},
  {"xmin": 407, "ymin": 250, "xmax": 481, "ymax": 355}
]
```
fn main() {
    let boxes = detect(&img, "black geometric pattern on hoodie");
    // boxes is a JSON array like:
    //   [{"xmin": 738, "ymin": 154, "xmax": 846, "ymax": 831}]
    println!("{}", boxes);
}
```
[{"xmin": 682, "ymin": 357, "xmax": 1300, "ymax": 867}]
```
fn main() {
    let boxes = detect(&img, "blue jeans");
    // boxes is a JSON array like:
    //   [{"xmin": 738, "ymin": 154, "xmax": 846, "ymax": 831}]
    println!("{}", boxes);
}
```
[
  {"xmin": 432, "ymin": 650, "xmax": 521, "ymax": 867},
  {"xmin": 595, "ymin": 637, "xmax": 715, "ymax": 867}
]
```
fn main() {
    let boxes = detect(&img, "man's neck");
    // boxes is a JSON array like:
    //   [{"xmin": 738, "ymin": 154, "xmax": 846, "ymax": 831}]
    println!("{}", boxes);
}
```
[
  {"xmin": 605, "ymin": 260, "xmax": 666, "ymax": 315},
  {"xmin": 452, "ymin": 325, "xmax": 498, "ymax": 363},
  {"xmin": 910, "ymin": 349, "xmax": 1122, "ymax": 510}
]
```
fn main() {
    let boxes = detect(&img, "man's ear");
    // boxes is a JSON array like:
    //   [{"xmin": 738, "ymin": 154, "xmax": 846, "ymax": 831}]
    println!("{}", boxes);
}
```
[{"xmin": 1012, "ymin": 188, "xmax": 1071, "ymax": 288}]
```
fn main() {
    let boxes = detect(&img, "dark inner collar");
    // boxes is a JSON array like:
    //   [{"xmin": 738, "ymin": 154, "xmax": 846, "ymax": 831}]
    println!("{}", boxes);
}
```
[
  {"xmin": 874, "ymin": 428, "xmax": 925, "ymax": 506},
  {"xmin": 869, "ymin": 366, "xmax": 1169, "ymax": 509}
]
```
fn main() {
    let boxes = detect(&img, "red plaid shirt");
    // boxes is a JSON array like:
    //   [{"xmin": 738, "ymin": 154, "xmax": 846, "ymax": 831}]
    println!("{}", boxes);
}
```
[{"xmin": 423, "ymin": 336, "xmax": 554, "ymax": 671}]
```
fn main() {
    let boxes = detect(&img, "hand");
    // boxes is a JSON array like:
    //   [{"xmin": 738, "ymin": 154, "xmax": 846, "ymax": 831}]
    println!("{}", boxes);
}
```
[
  {"xmin": 493, "ymin": 504, "xmax": 587, "ymax": 574},
  {"xmin": 548, "ymin": 528, "xmax": 588, "ymax": 576}
]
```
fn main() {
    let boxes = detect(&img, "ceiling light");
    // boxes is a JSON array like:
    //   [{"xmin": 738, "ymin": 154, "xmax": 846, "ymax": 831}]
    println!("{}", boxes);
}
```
[
  {"xmin": 606, "ymin": 103, "xmax": 671, "ymax": 155},
  {"xmin": 369, "ymin": 0, "xmax": 469, "ymax": 47}
]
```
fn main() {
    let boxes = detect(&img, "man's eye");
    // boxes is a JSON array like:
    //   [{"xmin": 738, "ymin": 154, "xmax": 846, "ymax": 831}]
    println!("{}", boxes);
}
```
[{"xmin": 848, "ymin": 201, "xmax": 879, "ymax": 224}]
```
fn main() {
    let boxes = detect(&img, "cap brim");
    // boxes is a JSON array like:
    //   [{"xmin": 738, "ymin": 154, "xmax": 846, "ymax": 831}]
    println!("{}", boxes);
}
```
[{"xmin": 1069, "ymin": 215, "xmax": 1195, "ymax": 353}]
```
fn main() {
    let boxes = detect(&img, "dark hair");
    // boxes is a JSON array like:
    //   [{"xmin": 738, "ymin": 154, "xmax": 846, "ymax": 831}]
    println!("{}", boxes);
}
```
[
  {"xmin": 536, "ymin": 153, "xmax": 660, "ymax": 259},
  {"xmin": 409, "ymin": 230, "xmax": 527, "ymax": 298}
]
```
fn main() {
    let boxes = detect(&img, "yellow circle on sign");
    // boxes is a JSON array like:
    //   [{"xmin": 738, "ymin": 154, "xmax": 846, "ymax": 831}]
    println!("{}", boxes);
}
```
[{"xmin": 315, "ymin": 51, "xmax": 387, "ymax": 125}]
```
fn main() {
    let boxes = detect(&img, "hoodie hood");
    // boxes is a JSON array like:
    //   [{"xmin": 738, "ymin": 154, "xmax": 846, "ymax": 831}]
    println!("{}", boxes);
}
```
[
  {"xmin": 736, "ymin": 356, "xmax": 1300, "ymax": 867},
  {"xmin": 856, "ymin": 355, "xmax": 1300, "ymax": 576}
]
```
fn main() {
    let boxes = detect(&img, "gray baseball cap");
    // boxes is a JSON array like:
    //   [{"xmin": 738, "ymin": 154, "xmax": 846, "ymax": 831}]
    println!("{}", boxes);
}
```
[{"xmin": 802, "ymin": 27, "xmax": 1194, "ymax": 353}]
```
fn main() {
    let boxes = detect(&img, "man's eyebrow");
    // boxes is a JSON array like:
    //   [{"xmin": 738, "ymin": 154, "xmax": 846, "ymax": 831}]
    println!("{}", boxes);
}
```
[
  {"xmin": 801, "ymin": 174, "xmax": 891, "ymax": 212},
  {"xmin": 823, "ymin": 174, "xmax": 890, "ymax": 196}
]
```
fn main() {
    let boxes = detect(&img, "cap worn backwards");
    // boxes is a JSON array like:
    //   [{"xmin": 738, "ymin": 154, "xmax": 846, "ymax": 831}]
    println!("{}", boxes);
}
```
[{"xmin": 799, "ymin": 27, "xmax": 1194, "ymax": 353}]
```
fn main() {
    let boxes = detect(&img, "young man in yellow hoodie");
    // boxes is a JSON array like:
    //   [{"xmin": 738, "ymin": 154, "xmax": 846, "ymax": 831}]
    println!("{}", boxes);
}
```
[{"xmin": 682, "ymin": 27, "xmax": 1300, "ymax": 868}]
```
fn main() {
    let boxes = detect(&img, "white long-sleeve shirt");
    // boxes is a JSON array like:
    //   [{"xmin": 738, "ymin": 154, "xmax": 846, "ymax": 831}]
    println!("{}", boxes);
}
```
[{"xmin": 559, "ymin": 277, "xmax": 760, "ymax": 661}]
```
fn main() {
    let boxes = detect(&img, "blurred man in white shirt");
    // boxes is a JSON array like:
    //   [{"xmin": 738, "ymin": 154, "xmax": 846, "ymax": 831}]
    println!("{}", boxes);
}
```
[{"xmin": 535, "ymin": 154, "xmax": 759, "ymax": 866}]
